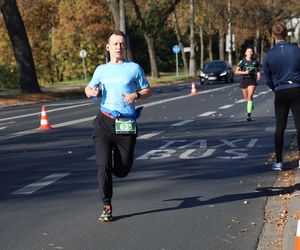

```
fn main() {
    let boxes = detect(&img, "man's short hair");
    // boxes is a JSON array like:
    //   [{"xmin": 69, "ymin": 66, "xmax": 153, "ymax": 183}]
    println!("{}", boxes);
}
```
[
  {"xmin": 107, "ymin": 30, "xmax": 126, "ymax": 43},
  {"xmin": 272, "ymin": 22, "xmax": 287, "ymax": 40}
]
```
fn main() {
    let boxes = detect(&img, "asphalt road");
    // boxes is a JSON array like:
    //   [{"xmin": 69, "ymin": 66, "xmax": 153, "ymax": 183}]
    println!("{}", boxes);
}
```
[{"xmin": 0, "ymin": 81, "xmax": 296, "ymax": 250}]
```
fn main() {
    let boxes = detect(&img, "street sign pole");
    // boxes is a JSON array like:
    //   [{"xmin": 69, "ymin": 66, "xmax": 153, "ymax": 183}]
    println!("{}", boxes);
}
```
[
  {"xmin": 82, "ymin": 58, "xmax": 87, "ymax": 83},
  {"xmin": 172, "ymin": 45, "xmax": 181, "ymax": 77},
  {"xmin": 79, "ymin": 49, "xmax": 87, "ymax": 83},
  {"xmin": 176, "ymin": 52, "xmax": 178, "ymax": 77}
]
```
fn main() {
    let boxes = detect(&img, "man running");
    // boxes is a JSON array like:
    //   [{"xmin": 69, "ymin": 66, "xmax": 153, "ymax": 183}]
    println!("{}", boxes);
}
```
[
  {"xmin": 263, "ymin": 22, "xmax": 300, "ymax": 171},
  {"xmin": 85, "ymin": 30, "xmax": 152, "ymax": 221}
]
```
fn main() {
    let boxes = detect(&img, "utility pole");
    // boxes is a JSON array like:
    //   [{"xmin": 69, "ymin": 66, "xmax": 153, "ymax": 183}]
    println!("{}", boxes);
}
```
[{"xmin": 227, "ymin": 0, "xmax": 232, "ymax": 65}]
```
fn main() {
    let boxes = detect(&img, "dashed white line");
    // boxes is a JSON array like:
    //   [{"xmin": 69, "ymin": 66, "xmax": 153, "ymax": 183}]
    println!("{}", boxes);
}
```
[
  {"xmin": 138, "ymin": 130, "xmax": 164, "ymax": 139},
  {"xmin": 0, "ymin": 102, "xmax": 93, "ymax": 122},
  {"xmin": 198, "ymin": 111, "xmax": 216, "ymax": 117},
  {"xmin": 87, "ymin": 155, "xmax": 96, "ymax": 161},
  {"xmin": 0, "ymin": 116, "xmax": 95, "ymax": 141},
  {"xmin": 219, "ymin": 104, "xmax": 234, "ymax": 110},
  {"xmin": 235, "ymin": 99, "xmax": 245, "ymax": 104},
  {"xmin": 11, "ymin": 173, "xmax": 70, "ymax": 195},
  {"xmin": 171, "ymin": 120, "xmax": 194, "ymax": 126}
]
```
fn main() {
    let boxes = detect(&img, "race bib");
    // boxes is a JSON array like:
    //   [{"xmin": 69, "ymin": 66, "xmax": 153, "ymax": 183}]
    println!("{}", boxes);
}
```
[{"xmin": 115, "ymin": 118, "xmax": 136, "ymax": 134}]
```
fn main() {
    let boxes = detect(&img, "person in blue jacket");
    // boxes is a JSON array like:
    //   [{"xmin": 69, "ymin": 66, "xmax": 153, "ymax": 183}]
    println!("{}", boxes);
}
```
[
  {"xmin": 85, "ymin": 30, "xmax": 152, "ymax": 221},
  {"xmin": 263, "ymin": 22, "xmax": 300, "ymax": 171}
]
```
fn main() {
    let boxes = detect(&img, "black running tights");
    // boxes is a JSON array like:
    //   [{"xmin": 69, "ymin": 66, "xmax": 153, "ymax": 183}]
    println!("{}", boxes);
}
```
[
  {"xmin": 274, "ymin": 88, "xmax": 300, "ymax": 163},
  {"xmin": 93, "ymin": 112, "xmax": 137, "ymax": 206}
]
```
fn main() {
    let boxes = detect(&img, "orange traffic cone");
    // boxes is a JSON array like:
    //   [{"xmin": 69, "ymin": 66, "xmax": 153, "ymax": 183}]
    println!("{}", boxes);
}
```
[
  {"xmin": 39, "ymin": 105, "xmax": 52, "ymax": 130},
  {"xmin": 191, "ymin": 82, "xmax": 197, "ymax": 95},
  {"xmin": 295, "ymin": 214, "xmax": 300, "ymax": 249}
]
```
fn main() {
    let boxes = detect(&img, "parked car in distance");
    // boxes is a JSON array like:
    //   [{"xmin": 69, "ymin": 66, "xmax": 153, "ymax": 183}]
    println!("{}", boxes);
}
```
[{"xmin": 200, "ymin": 60, "xmax": 234, "ymax": 84}]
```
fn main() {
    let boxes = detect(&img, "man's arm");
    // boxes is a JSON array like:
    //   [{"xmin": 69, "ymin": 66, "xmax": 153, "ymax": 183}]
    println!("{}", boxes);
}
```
[
  {"xmin": 122, "ymin": 87, "xmax": 152, "ymax": 104},
  {"xmin": 263, "ymin": 56, "xmax": 275, "ymax": 91}
]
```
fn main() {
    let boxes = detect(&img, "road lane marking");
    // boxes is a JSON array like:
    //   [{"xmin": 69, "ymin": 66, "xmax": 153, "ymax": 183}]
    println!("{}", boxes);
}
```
[
  {"xmin": 140, "ymin": 84, "xmax": 235, "ymax": 108},
  {"xmin": 265, "ymin": 127, "xmax": 296, "ymax": 133},
  {"xmin": 198, "ymin": 111, "xmax": 216, "ymax": 117},
  {"xmin": 219, "ymin": 104, "xmax": 233, "ymax": 109},
  {"xmin": 0, "ymin": 102, "xmax": 92, "ymax": 122},
  {"xmin": 235, "ymin": 99, "xmax": 245, "ymax": 104},
  {"xmin": 138, "ymin": 131, "xmax": 164, "ymax": 139},
  {"xmin": 1, "ymin": 85, "xmax": 236, "ymax": 141},
  {"xmin": 0, "ymin": 116, "xmax": 95, "ymax": 141},
  {"xmin": 0, "ymin": 121, "xmax": 15, "ymax": 126},
  {"xmin": 171, "ymin": 120, "xmax": 194, "ymax": 126},
  {"xmin": 11, "ymin": 173, "xmax": 70, "ymax": 195},
  {"xmin": 87, "ymin": 155, "xmax": 96, "ymax": 160}
]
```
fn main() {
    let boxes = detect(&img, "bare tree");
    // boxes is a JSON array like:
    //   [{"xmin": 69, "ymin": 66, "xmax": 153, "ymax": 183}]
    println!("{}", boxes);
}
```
[
  {"xmin": 189, "ymin": 0, "xmax": 196, "ymax": 76},
  {"xmin": 173, "ymin": 11, "xmax": 188, "ymax": 74},
  {"xmin": 1, "ymin": 0, "xmax": 40, "ymax": 93},
  {"xmin": 128, "ymin": 0, "xmax": 181, "ymax": 78}
]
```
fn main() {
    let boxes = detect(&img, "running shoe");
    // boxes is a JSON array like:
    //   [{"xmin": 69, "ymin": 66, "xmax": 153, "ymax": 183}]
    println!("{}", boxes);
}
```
[
  {"xmin": 246, "ymin": 113, "xmax": 251, "ymax": 122},
  {"xmin": 272, "ymin": 162, "xmax": 282, "ymax": 171},
  {"xmin": 99, "ymin": 206, "xmax": 113, "ymax": 222}
]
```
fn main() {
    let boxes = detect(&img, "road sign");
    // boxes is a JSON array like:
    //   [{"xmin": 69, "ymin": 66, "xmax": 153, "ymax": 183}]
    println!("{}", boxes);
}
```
[
  {"xmin": 183, "ymin": 47, "xmax": 191, "ymax": 53},
  {"xmin": 79, "ymin": 49, "xmax": 87, "ymax": 58},
  {"xmin": 172, "ymin": 45, "xmax": 181, "ymax": 54}
]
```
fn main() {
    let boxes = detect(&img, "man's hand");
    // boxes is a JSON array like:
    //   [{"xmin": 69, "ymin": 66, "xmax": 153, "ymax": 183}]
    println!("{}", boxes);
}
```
[
  {"xmin": 85, "ymin": 85, "xmax": 99, "ymax": 98},
  {"xmin": 122, "ymin": 93, "xmax": 138, "ymax": 104}
]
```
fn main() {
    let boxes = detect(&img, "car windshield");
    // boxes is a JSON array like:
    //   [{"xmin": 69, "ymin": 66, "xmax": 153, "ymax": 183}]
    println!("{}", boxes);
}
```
[{"xmin": 204, "ymin": 62, "xmax": 227, "ymax": 70}]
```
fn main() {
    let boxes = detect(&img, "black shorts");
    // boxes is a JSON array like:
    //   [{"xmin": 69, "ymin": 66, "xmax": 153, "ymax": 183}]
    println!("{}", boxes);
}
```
[{"xmin": 240, "ymin": 78, "xmax": 257, "ymax": 89}]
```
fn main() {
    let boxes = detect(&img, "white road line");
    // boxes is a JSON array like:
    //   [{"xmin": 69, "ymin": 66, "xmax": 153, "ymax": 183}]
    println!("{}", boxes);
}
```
[
  {"xmin": 1, "ymin": 85, "xmax": 235, "ymax": 141},
  {"xmin": 138, "ymin": 131, "xmax": 164, "ymax": 139},
  {"xmin": 0, "ymin": 121, "xmax": 15, "ymax": 126},
  {"xmin": 265, "ymin": 127, "xmax": 296, "ymax": 133},
  {"xmin": 0, "ymin": 116, "xmax": 95, "ymax": 141},
  {"xmin": 11, "ymin": 173, "xmax": 70, "ymax": 195},
  {"xmin": 235, "ymin": 99, "xmax": 245, "ymax": 104},
  {"xmin": 171, "ymin": 120, "xmax": 194, "ymax": 126},
  {"xmin": 219, "ymin": 104, "xmax": 233, "ymax": 110},
  {"xmin": 246, "ymin": 138, "xmax": 259, "ymax": 148},
  {"xmin": 0, "ymin": 102, "xmax": 93, "ymax": 122},
  {"xmin": 198, "ymin": 111, "xmax": 216, "ymax": 117},
  {"xmin": 87, "ymin": 155, "xmax": 96, "ymax": 161},
  {"xmin": 140, "ymin": 84, "xmax": 234, "ymax": 108},
  {"xmin": 259, "ymin": 91, "xmax": 270, "ymax": 95}
]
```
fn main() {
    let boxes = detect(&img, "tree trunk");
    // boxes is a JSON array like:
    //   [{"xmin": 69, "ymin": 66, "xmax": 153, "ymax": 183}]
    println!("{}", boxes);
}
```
[
  {"xmin": 1, "ymin": 0, "xmax": 40, "ymax": 93},
  {"xmin": 173, "ymin": 12, "xmax": 188, "ymax": 75},
  {"xmin": 109, "ymin": 0, "xmax": 120, "ymax": 30},
  {"xmin": 208, "ymin": 21, "xmax": 213, "ymax": 61},
  {"xmin": 144, "ymin": 33, "xmax": 159, "ymax": 78},
  {"xmin": 208, "ymin": 36, "xmax": 213, "ymax": 61},
  {"xmin": 189, "ymin": 0, "xmax": 196, "ymax": 77},
  {"xmin": 200, "ymin": 26, "xmax": 204, "ymax": 68},
  {"xmin": 219, "ymin": 29, "xmax": 225, "ymax": 60}
]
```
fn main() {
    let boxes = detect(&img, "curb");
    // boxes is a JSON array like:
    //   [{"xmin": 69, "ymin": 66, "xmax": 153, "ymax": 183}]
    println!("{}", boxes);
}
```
[{"xmin": 283, "ymin": 167, "xmax": 300, "ymax": 249}]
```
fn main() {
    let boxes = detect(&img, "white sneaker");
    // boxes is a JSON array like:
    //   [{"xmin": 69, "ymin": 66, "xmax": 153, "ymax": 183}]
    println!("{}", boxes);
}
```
[{"xmin": 272, "ymin": 162, "xmax": 282, "ymax": 171}]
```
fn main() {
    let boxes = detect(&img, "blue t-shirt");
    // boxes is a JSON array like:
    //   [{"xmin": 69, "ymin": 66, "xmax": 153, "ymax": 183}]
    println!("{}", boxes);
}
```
[{"xmin": 89, "ymin": 61, "xmax": 149, "ymax": 116}]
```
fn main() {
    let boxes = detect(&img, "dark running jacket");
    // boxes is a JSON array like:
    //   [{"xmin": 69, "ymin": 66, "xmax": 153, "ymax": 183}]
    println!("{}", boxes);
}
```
[{"xmin": 263, "ymin": 41, "xmax": 300, "ymax": 92}]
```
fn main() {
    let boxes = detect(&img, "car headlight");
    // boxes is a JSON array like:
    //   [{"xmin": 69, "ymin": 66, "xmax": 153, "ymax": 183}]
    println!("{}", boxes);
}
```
[
  {"xmin": 220, "ymin": 71, "xmax": 227, "ymax": 76},
  {"xmin": 200, "ymin": 71, "xmax": 206, "ymax": 77}
]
